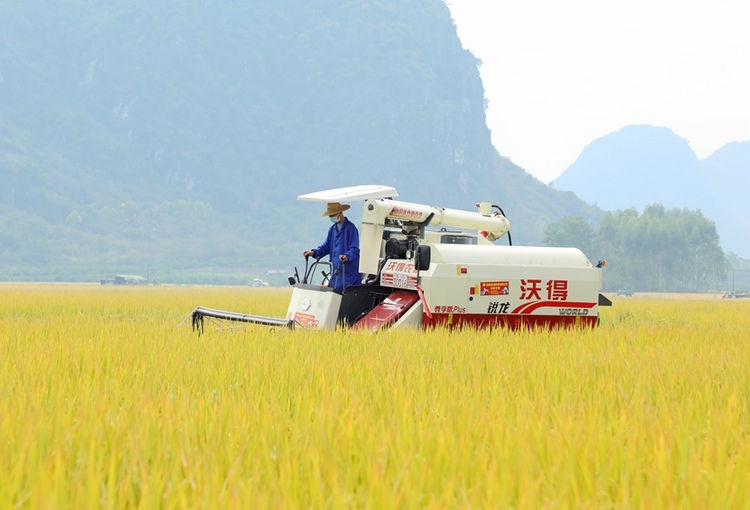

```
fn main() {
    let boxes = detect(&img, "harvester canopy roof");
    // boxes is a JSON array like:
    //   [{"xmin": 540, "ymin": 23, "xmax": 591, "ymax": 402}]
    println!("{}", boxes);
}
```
[{"xmin": 297, "ymin": 184, "xmax": 398, "ymax": 203}]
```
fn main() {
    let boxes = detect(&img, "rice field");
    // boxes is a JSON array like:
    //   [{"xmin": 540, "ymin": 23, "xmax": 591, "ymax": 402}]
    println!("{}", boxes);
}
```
[{"xmin": 1, "ymin": 283, "xmax": 748, "ymax": 509}]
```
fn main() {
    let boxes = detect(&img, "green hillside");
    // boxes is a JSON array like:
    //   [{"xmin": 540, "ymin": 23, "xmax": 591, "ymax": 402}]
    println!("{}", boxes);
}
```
[{"xmin": 0, "ymin": 1, "xmax": 597, "ymax": 283}]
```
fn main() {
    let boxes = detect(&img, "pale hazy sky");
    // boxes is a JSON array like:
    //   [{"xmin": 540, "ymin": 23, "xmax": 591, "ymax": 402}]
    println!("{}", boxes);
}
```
[{"xmin": 446, "ymin": 0, "xmax": 750, "ymax": 183}]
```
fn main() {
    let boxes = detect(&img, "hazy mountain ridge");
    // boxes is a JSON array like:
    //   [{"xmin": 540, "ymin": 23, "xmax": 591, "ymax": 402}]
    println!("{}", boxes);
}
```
[
  {"xmin": 1, "ymin": 2, "xmax": 487, "ymax": 213},
  {"xmin": 0, "ymin": 0, "xmax": 598, "ymax": 282},
  {"xmin": 552, "ymin": 125, "xmax": 750, "ymax": 257}
]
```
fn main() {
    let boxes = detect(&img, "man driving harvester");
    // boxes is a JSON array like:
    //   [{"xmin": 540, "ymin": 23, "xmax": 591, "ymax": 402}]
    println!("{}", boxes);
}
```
[{"xmin": 302, "ymin": 202, "xmax": 361, "ymax": 292}]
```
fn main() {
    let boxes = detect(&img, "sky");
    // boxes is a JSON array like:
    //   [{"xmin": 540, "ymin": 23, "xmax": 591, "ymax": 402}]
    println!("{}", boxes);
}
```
[{"xmin": 446, "ymin": 0, "xmax": 750, "ymax": 183}]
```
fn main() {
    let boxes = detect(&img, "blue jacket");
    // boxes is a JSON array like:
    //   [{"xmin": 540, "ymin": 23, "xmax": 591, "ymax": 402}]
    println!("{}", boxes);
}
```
[{"xmin": 312, "ymin": 217, "xmax": 360, "ymax": 292}]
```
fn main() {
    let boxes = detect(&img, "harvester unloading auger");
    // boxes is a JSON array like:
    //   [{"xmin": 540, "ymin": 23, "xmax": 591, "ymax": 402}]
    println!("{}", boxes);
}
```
[{"xmin": 189, "ymin": 184, "xmax": 611, "ymax": 333}]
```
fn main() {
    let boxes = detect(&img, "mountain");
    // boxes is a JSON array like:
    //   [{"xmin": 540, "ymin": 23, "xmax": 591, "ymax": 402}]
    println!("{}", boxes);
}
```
[
  {"xmin": 0, "ymin": 1, "xmax": 598, "ymax": 282},
  {"xmin": 552, "ymin": 125, "xmax": 750, "ymax": 257}
]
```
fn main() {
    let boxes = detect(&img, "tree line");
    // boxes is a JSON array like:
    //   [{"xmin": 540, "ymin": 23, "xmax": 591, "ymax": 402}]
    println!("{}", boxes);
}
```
[{"xmin": 543, "ymin": 204, "xmax": 730, "ymax": 293}]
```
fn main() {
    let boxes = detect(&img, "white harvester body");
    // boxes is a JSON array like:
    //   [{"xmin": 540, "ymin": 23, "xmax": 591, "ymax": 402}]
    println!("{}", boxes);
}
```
[{"xmin": 191, "ymin": 185, "xmax": 610, "ymax": 333}]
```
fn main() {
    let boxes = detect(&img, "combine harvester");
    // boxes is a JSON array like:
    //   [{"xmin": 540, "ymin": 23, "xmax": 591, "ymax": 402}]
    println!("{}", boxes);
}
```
[{"xmin": 190, "ymin": 185, "xmax": 610, "ymax": 333}]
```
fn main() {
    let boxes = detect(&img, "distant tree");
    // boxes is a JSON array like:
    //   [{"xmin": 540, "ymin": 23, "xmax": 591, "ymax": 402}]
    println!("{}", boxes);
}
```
[
  {"xmin": 543, "ymin": 204, "xmax": 728, "ymax": 292},
  {"xmin": 725, "ymin": 252, "xmax": 750, "ymax": 291},
  {"xmin": 542, "ymin": 215, "xmax": 597, "ymax": 259}
]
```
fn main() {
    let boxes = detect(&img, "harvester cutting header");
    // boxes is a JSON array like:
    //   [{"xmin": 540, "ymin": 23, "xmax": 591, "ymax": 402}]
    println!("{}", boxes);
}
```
[{"xmin": 190, "ymin": 185, "xmax": 610, "ymax": 332}]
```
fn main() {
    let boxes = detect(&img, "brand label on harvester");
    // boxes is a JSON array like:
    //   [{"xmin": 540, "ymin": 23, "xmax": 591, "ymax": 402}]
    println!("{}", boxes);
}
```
[{"xmin": 479, "ymin": 281, "xmax": 510, "ymax": 296}]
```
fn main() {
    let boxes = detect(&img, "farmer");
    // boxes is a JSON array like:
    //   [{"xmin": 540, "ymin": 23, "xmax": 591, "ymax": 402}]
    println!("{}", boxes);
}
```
[{"xmin": 303, "ymin": 202, "xmax": 360, "ymax": 292}]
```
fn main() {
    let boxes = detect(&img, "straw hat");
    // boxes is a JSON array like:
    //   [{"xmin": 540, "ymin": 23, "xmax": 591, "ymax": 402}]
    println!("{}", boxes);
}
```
[{"xmin": 322, "ymin": 202, "xmax": 350, "ymax": 217}]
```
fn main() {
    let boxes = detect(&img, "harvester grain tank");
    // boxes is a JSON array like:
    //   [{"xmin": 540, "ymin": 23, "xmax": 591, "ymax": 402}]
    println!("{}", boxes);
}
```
[{"xmin": 190, "ymin": 185, "xmax": 610, "ymax": 332}]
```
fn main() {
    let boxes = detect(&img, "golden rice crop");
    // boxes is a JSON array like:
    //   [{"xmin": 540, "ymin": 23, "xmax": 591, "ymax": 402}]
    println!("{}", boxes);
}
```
[{"xmin": 1, "ymin": 284, "xmax": 748, "ymax": 508}]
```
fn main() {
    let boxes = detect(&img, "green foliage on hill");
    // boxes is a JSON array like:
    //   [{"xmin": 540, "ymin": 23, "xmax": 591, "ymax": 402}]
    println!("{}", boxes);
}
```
[
  {"xmin": 544, "ymin": 205, "xmax": 730, "ymax": 292},
  {"xmin": 0, "ymin": 1, "xmax": 615, "ymax": 282}
]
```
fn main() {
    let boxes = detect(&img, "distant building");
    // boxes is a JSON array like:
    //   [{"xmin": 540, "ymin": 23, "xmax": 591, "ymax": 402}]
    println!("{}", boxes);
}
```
[{"xmin": 101, "ymin": 274, "xmax": 148, "ymax": 285}]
